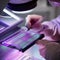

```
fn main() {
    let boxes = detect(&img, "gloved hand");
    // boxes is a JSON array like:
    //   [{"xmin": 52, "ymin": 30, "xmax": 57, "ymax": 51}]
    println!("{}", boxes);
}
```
[
  {"xmin": 25, "ymin": 14, "xmax": 43, "ymax": 29},
  {"xmin": 25, "ymin": 14, "xmax": 60, "ymax": 59},
  {"xmin": 36, "ymin": 39, "xmax": 60, "ymax": 60},
  {"xmin": 25, "ymin": 14, "xmax": 58, "ymax": 41},
  {"xmin": 25, "ymin": 14, "xmax": 53, "ymax": 40}
]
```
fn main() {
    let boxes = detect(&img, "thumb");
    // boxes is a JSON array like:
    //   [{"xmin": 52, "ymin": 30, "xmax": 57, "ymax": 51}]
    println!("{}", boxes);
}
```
[{"xmin": 36, "ymin": 40, "xmax": 51, "ymax": 46}]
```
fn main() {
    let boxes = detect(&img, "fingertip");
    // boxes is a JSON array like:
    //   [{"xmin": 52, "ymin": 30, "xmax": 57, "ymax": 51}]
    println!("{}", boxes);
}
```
[{"xmin": 25, "ymin": 22, "xmax": 31, "ymax": 29}]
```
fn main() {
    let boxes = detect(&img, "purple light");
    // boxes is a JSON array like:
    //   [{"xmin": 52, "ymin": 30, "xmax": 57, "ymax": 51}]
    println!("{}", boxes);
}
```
[
  {"xmin": 49, "ymin": 0, "xmax": 60, "ymax": 6},
  {"xmin": 5, "ymin": 50, "xmax": 24, "ymax": 60},
  {"xmin": 9, "ymin": 0, "xmax": 32, "ymax": 4}
]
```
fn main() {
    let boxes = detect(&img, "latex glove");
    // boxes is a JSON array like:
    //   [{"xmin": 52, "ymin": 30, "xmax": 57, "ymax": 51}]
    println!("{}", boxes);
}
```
[
  {"xmin": 36, "ymin": 40, "xmax": 60, "ymax": 60},
  {"xmin": 25, "ymin": 14, "xmax": 43, "ymax": 30},
  {"xmin": 25, "ymin": 14, "xmax": 53, "ymax": 40}
]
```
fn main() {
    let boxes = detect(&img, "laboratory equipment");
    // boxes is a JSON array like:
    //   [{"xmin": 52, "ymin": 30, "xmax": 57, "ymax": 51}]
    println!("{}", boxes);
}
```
[
  {"xmin": 0, "ymin": 0, "xmax": 23, "ymax": 42},
  {"xmin": 8, "ymin": 0, "xmax": 37, "ymax": 12},
  {"xmin": 2, "ymin": 27, "xmax": 44, "ymax": 52},
  {"xmin": 0, "ymin": 0, "xmax": 44, "ymax": 52},
  {"xmin": 0, "ymin": 19, "xmax": 23, "ymax": 42}
]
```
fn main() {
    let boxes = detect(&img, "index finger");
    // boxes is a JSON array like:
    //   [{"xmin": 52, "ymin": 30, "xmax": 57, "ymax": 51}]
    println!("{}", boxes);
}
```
[{"xmin": 26, "ymin": 15, "xmax": 43, "ymax": 23}]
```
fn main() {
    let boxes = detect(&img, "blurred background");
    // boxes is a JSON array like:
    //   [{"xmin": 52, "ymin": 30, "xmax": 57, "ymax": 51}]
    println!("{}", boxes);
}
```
[
  {"xmin": 14, "ymin": 0, "xmax": 60, "ymax": 21},
  {"xmin": 2, "ymin": 0, "xmax": 60, "ymax": 22},
  {"xmin": 9, "ymin": 0, "xmax": 60, "ymax": 26},
  {"xmin": 0, "ymin": 0, "xmax": 60, "ymax": 60}
]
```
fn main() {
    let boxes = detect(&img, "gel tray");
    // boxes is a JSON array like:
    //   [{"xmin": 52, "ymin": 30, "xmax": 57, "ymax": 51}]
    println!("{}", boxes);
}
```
[{"xmin": 2, "ymin": 28, "xmax": 44, "ymax": 52}]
